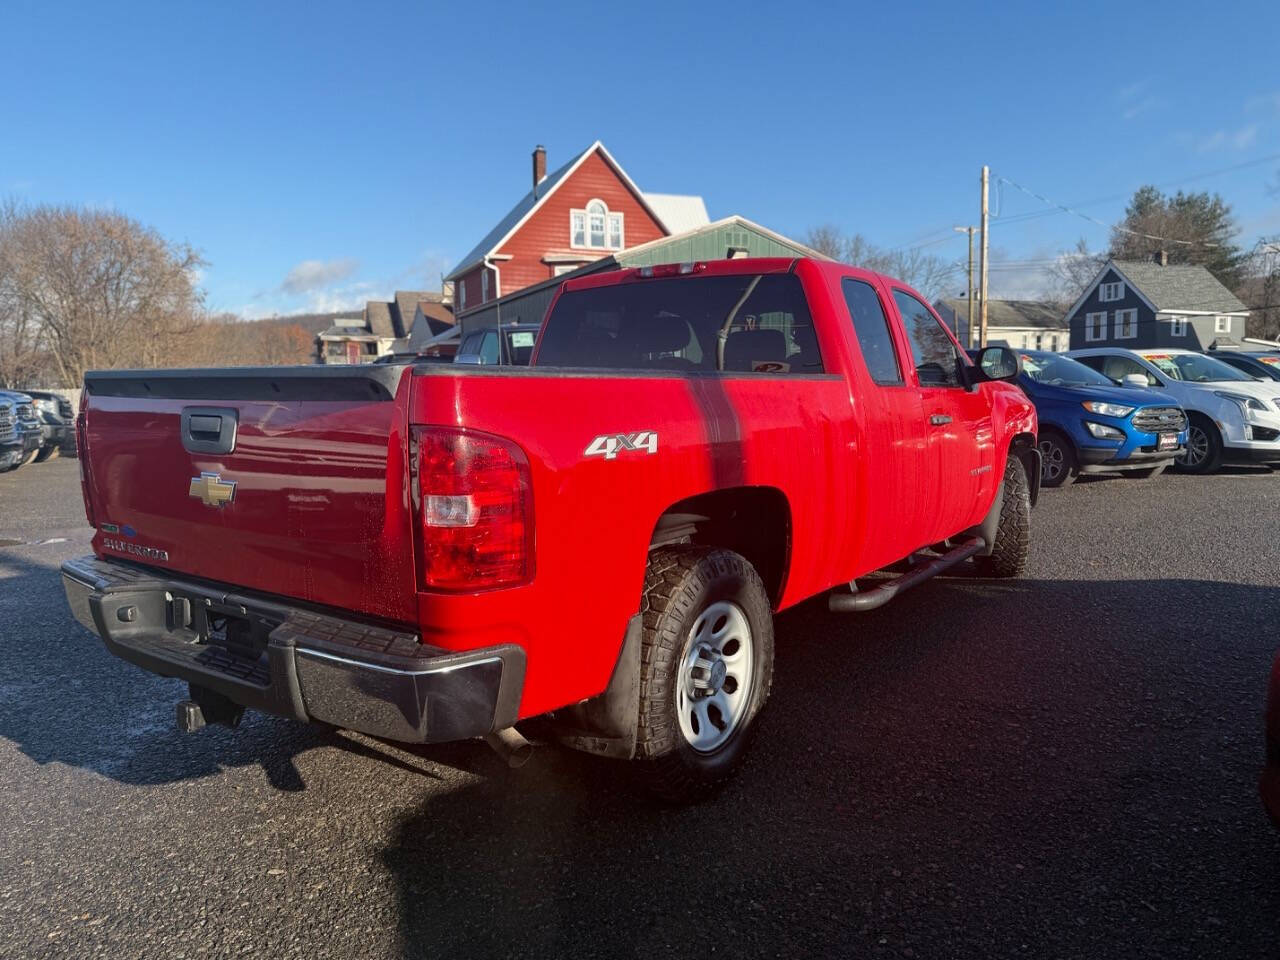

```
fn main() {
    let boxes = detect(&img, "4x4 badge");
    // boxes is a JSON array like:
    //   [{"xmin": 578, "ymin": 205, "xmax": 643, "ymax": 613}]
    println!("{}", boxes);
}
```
[{"xmin": 189, "ymin": 471, "xmax": 236, "ymax": 508}]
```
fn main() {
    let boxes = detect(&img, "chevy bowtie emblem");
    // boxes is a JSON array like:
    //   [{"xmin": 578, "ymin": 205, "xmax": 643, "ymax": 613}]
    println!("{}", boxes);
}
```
[{"xmin": 189, "ymin": 471, "xmax": 236, "ymax": 508}]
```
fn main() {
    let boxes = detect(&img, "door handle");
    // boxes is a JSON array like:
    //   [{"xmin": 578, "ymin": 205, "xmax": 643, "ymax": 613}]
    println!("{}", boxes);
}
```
[{"xmin": 929, "ymin": 414, "xmax": 952, "ymax": 426}]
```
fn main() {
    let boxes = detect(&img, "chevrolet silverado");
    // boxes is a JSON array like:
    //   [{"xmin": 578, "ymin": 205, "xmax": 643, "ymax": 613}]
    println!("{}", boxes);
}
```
[{"xmin": 63, "ymin": 258, "xmax": 1039, "ymax": 802}]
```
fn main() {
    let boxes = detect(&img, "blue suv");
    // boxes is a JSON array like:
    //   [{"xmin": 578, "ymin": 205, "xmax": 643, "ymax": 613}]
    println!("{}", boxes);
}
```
[{"xmin": 1015, "ymin": 350, "xmax": 1189, "ymax": 487}]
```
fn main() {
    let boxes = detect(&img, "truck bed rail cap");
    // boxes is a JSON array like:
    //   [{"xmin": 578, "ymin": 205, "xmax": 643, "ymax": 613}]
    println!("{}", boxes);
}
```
[{"xmin": 83, "ymin": 365, "xmax": 404, "ymax": 402}]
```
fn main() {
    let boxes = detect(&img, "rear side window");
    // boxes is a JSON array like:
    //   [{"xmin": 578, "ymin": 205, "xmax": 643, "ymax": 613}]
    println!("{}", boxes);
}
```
[
  {"xmin": 479, "ymin": 331, "xmax": 499, "ymax": 365},
  {"xmin": 505, "ymin": 330, "xmax": 536, "ymax": 365},
  {"xmin": 842, "ymin": 278, "xmax": 902, "ymax": 385},
  {"xmin": 536, "ymin": 273, "xmax": 823, "ymax": 374},
  {"xmin": 893, "ymin": 290, "xmax": 964, "ymax": 387}
]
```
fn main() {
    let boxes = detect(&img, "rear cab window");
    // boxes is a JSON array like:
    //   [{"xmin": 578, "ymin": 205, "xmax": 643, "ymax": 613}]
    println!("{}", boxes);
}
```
[
  {"xmin": 841, "ymin": 278, "xmax": 903, "ymax": 385},
  {"xmin": 536, "ymin": 272, "xmax": 823, "ymax": 374}
]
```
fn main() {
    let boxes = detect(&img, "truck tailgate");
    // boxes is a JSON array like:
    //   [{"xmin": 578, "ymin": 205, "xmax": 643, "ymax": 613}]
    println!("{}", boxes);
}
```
[{"xmin": 80, "ymin": 367, "xmax": 417, "ymax": 624}]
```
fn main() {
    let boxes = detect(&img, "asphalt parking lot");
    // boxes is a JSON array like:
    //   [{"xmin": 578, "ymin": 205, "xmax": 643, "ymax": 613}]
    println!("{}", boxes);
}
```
[{"xmin": 1, "ymin": 457, "xmax": 1277, "ymax": 959}]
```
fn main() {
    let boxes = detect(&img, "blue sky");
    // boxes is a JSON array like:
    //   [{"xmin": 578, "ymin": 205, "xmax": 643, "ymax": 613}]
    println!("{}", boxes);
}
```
[{"xmin": 4, "ymin": 0, "xmax": 1279, "ymax": 316}]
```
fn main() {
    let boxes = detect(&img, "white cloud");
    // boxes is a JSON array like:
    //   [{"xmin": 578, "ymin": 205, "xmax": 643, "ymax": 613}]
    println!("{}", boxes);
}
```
[
  {"xmin": 1245, "ymin": 91, "xmax": 1280, "ymax": 113},
  {"xmin": 279, "ymin": 257, "xmax": 359, "ymax": 295},
  {"xmin": 1233, "ymin": 123, "xmax": 1259, "ymax": 149},
  {"xmin": 1116, "ymin": 79, "xmax": 1160, "ymax": 120},
  {"xmin": 1122, "ymin": 97, "xmax": 1159, "ymax": 121},
  {"xmin": 1195, "ymin": 124, "xmax": 1260, "ymax": 153},
  {"xmin": 227, "ymin": 250, "xmax": 454, "ymax": 321}
]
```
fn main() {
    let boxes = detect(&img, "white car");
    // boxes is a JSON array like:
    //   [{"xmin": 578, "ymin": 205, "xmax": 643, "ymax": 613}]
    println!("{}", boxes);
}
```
[{"xmin": 1068, "ymin": 347, "xmax": 1280, "ymax": 473}]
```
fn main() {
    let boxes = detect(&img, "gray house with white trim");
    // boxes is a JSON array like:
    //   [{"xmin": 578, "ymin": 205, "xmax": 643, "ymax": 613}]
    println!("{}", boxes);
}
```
[{"xmin": 1066, "ymin": 257, "xmax": 1249, "ymax": 350}]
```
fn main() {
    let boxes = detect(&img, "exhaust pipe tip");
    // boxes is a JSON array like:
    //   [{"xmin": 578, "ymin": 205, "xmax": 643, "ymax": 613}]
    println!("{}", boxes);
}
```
[{"xmin": 485, "ymin": 726, "xmax": 533, "ymax": 768}]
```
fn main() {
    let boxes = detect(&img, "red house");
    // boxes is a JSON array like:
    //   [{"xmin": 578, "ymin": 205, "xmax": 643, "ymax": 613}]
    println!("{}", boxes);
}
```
[{"xmin": 445, "ymin": 141, "xmax": 708, "ymax": 314}]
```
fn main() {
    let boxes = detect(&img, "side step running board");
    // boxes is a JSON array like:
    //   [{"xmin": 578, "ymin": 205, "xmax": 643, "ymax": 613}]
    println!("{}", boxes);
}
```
[{"xmin": 828, "ymin": 536, "xmax": 986, "ymax": 613}]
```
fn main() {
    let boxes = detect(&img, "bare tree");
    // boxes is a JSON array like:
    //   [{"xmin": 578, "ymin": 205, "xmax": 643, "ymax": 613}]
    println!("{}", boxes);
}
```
[
  {"xmin": 803, "ymin": 225, "xmax": 956, "ymax": 301},
  {"xmin": 1045, "ymin": 238, "xmax": 1107, "ymax": 311},
  {"xmin": 0, "ymin": 203, "xmax": 205, "ymax": 386},
  {"xmin": 1239, "ymin": 238, "xmax": 1280, "ymax": 341}
]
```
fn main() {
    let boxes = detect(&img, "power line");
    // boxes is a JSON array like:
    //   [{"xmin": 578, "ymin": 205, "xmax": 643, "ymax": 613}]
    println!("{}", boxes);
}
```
[
  {"xmin": 991, "ymin": 151, "xmax": 1280, "ymax": 236},
  {"xmin": 996, "ymin": 175, "xmax": 1216, "ymax": 247}
]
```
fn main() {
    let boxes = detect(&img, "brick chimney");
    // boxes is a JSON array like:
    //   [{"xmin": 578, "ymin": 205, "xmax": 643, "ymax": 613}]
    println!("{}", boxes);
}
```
[
  {"xmin": 532, "ymin": 145, "xmax": 547, "ymax": 196},
  {"xmin": 1154, "ymin": 248, "xmax": 1168, "ymax": 266}
]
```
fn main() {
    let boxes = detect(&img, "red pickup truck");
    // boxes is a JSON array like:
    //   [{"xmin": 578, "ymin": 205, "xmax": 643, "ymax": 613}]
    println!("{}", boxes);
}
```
[{"xmin": 63, "ymin": 258, "xmax": 1038, "ymax": 801}]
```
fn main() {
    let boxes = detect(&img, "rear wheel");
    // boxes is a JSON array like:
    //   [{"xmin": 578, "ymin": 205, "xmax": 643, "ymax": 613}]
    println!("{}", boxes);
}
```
[
  {"xmin": 18, "ymin": 448, "xmax": 38, "ymax": 467},
  {"xmin": 1037, "ymin": 431, "xmax": 1077, "ymax": 488},
  {"xmin": 34, "ymin": 445, "xmax": 59, "ymax": 463},
  {"xmin": 635, "ymin": 547, "xmax": 774, "ymax": 804},
  {"xmin": 974, "ymin": 454, "xmax": 1031, "ymax": 578},
  {"xmin": 1176, "ymin": 416, "xmax": 1222, "ymax": 474},
  {"xmin": 1123, "ymin": 464, "xmax": 1166, "ymax": 480}
]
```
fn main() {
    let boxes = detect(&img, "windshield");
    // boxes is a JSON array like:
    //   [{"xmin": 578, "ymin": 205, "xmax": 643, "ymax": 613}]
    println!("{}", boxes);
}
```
[
  {"xmin": 1019, "ymin": 352, "xmax": 1114, "ymax": 387},
  {"xmin": 1142, "ymin": 352, "xmax": 1250, "ymax": 383}
]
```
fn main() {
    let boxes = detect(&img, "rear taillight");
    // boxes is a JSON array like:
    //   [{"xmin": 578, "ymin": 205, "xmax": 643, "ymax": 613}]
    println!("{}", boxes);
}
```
[{"xmin": 413, "ymin": 426, "xmax": 533, "ymax": 591}]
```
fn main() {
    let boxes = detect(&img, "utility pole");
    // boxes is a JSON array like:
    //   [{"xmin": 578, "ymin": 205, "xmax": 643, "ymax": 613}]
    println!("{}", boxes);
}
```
[
  {"xmin": 979, "ymin": 165, "xmax": 990, "ymax": 349},
  {"xmin": 953, "ymin": 226, "xmax": 976, "ymax": 347}
]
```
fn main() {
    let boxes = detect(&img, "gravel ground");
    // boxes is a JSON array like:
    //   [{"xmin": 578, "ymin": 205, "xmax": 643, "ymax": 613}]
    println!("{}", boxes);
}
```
[{"xmin": 1, "ymin": 457, "xmax": 1278, "ymax": 959}]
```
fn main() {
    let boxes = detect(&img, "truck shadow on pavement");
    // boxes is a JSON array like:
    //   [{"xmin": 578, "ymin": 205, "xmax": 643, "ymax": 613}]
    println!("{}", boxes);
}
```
[
  {"xmin": 0, "ymin": 550, "xmax": 449, "ymax": 791},
  {"xmin": 381, "ymin": 575, "xmax": 1280, "ymax": 959}
]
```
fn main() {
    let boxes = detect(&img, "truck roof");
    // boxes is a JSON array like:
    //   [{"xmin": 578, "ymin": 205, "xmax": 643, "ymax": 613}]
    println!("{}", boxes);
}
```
[{"xmin": 560, "ymin": 257, "xmax": 806, "ymax": 294}]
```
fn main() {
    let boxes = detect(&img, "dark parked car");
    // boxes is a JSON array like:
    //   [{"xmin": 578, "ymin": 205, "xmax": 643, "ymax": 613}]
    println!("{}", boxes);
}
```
[
  {"xmin": 454, "ymin": 323, "xmax": 540, "ymax": 365},
  {"xmin": 1210, "ymin": 352, "xmax": 1280, "ymax": 383},
  {"xmin": 0, "ymin": 391, "xmax": 42, "ymax": 471},
  {"xmin": 16, "ymin": 389, "xmax": 75, "ymax": 460}
]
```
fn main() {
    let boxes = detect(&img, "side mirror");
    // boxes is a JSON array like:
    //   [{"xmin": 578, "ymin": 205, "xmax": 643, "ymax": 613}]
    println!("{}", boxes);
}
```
[
  {"xmin": 1121, "ymin": 373, "xmax": 1148, "ymax": 388},
  {"xmin": 974, "ymin": 346, "xmax": 1020, "ymax": 383}
]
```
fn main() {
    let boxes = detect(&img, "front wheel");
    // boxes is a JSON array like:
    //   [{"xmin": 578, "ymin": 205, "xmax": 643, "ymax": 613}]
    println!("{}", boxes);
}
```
[
  {"xmin": 974, "ymin": 453, "xmax": 1031, "ymax": 578},
  {"xmin": 1176, "ymin": 417, "xmax": 1222, "ymax": 474},
  {"xmin": 34, "ymin": 445, "xmax": 59, "ymax": 463},
  {"xmin": 1037, "ymin": 431, "xmax": 1077, "ymax": 488},
  {"xmin": 635, "ymin": 547, "xmax": 774, "ymax": 804}
]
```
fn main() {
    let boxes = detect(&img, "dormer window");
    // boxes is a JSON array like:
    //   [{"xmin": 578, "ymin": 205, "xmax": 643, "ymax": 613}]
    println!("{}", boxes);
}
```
[
  {"xmin": 1099, "ymin": 281, "xmax": 1123, "ymax": 303},
  {"xmin": 570, "ymin": 199, "xmax": 624, "ymax": 251}
]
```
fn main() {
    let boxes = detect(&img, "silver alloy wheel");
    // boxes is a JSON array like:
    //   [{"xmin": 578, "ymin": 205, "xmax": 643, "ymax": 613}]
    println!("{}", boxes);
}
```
[
  {"xmin": 1178, "ymin": 425, "xmax": 1209, "ymax": 467},
  {"xmin": 1038, "ymin": 438, "xmax": 1065, "ymax": 483},
  {"xmin": 676, "ymin": 600, "xmax": 754, "ymax": 753}
]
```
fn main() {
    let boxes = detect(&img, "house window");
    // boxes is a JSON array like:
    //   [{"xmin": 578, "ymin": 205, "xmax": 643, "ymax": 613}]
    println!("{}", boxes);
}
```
[
  {"xmin": 1215, "ymin": 316, "xmax": 1231, "ymax": 333},
  {"xmin": 570, "ymin": 199, "xmax": 624, "ymax": 250},
  {"xmin": 1035, "ymin": 334, "xmax": 1044, "ymax": 350},
  {"xmin": 481, "ymin": 270, "xmax": 489, "ymax": 301},
  {"xmin": 1115, "ymin": 308, "xmax": 1138, "ymax": 339},
  {"xmin": 458, "ymin": 280, "xmax": 467, "ymax": 311},
  {"xmin": 1099, "ymin": 281, "xmax": 1123, "ymax": 303},
  {"xmin": 1170, "ymin": 316, "xmax": 1187, "ymax": 337},
  {"xmin": 1085, "ymin": 311, "xmax": 1107, "ymax": 342},
  {"xmin": 1050, "ymin": 335, "xmax": 1060, "ymax": 351},
  {"xmin": 553, "ymin": 264, "xmax": 577, "ymax": 277}
]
